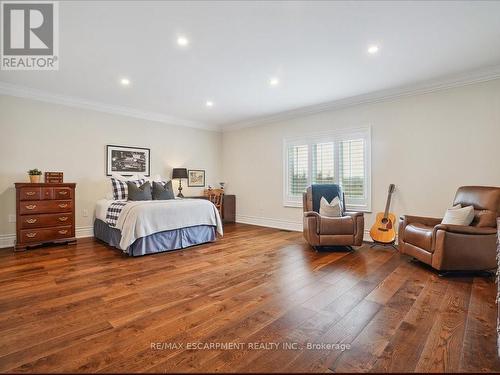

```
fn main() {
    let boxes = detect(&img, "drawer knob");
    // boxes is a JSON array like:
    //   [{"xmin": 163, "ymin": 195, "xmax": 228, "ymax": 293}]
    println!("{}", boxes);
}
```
[
  {"xmin": 25, "ymin": 204, "xmax": 37, "ymax": 210},
  {"xmin": 26, "ymin": 232, "xmax": 37, "ymax": 238},
  {"xmin": 26, "ymin": 218, "xmax": 37, "ymax": 224},
  {"xmin": 58, "ymin": 216, "xmax": 69, "ymax": 222},
  {"xmin": 26, "ymin": 191, "xmax": 36, "ymax": 196},
  {"xmin": 58, "ymin": 191, "xmax": 68, "ymax": 195},
  {"xmin": 58, "ymin": 230, "xmax": 68, "ymax": 235},
  {"xmin": 58, "ymin": 204, "xmax": 68, "ymax": 208}
]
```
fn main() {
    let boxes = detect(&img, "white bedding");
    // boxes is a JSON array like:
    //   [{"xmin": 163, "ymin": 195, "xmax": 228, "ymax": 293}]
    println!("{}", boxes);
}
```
[
  {"xmin": 95, "ymin": 199, "xmax": 114, "ymax": 221},
  {"xmin": 95, "ymin": 198, "xmax": 223, "ymax": 250}
]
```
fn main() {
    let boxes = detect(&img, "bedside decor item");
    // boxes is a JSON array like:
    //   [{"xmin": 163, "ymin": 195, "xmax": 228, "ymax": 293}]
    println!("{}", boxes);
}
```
[
  {"xmin": 45, "ymin": 172, "xmax": 64, "ymax": 183},
  {"xmin": 28, "ymin": 169, "xmax": 42, "ymax": 183},
  {"xmin": 172, "ymin": 168, "xmax": 188, "ymax": 197},
  {"xmin": 188, "ymin": 169, "xmax": 205, "ymax": 187},
  {"xmin": 14, "ymin": 182, "xmax": 77, "ymax": 252},
  {"xmin": 106, "ymin": 145, "xmax": 150, "ymax": 176}
]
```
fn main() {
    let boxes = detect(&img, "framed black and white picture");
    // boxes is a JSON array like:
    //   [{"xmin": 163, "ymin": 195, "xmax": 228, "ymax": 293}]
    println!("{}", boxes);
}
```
[
  {"xmin": 106, "ymin": 145, "xmax": 150, "ymax": 176},
  {"xmin": 188, "ymin": 169, "xmax": 205, "ymax": 187}
]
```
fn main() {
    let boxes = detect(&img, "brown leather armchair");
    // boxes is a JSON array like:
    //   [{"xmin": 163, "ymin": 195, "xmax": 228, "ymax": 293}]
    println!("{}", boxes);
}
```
[
  {"xmin": 398, "ymin": 186, "xmax": 500, "ymax": 272},
  {"xmin": 303, "ymin": 186, "xmax": 364, "ymax": 248}
]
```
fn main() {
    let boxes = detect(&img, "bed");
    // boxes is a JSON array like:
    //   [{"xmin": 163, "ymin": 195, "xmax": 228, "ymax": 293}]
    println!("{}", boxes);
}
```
[{"xmin": 94, "ymin": 198, "xmax": 223, "ymax": 256}]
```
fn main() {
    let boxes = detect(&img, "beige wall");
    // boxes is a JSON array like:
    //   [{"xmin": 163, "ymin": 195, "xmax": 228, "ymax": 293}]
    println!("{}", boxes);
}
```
[
  {"xmin": 222, "ymin": 79, "xmax": 500, "ymax": 235},
  {"xmin": 0, "ymin": 95, "xmax": 222, "ymax": 244},
  {"xmin": 2, "ymin": 79, "xmax": 499, "ymax": 247}
]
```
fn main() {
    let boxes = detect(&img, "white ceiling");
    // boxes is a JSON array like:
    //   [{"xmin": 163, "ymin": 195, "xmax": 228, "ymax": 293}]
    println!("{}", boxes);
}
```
[{"xmin": 2, "ymin": 0, "xmax": 500, "ymax": 131}]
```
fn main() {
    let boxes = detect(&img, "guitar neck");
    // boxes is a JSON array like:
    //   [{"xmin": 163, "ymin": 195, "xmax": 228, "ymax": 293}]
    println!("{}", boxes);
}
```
[{"xmin": 383, "ymin": 193, "xmax": 392, "ymax": 218}]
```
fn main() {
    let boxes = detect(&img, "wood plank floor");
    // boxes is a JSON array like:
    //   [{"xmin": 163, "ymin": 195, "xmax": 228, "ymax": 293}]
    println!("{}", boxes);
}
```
[{"xmin": 0, "ymin": 223, "xmax": 498, "ymax": 373}]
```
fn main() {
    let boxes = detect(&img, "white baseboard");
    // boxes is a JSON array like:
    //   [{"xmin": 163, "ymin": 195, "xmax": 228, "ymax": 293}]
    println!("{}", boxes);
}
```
[
  {"xmin": 236, "ymin": 215, "xmax": 302, "ymax": 232},
  {"xmin": 236, "ymin": 215, "xmax": 395, "ymax": 244},
  {"xmin": 363, "ymin": 230, "xmax": 371, "ymax": 243},
  {"xmin": 0, "ymin": 234, "xmax": 16, "ymax": 249},
  {"xmin": 75, "ymin": 226, "xmax": 94, "ymax": 239},
  {"xmin": 0, "ymin": 225, "xmax": 94, "ymax": 249}
]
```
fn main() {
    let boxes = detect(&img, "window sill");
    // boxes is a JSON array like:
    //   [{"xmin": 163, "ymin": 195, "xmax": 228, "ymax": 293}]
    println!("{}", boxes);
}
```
[
  {"xmin": 284, "ymin": 201, "xmax": 371, "ymax": 213},
  {"xmin": 283, "ymin": 200, "xmax": 302, "ymax": 208}
]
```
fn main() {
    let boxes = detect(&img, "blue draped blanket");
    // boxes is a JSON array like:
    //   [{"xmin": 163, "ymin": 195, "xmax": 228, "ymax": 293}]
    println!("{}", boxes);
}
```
[{"xmin": 311, "ymin": 184, "xmax": 343, "ymax": 213}]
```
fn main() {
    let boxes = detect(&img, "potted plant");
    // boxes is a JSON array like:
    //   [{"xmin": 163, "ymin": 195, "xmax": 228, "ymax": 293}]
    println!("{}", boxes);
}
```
[{"xmin": 28, "ymin": 169, "xmax": 42, "ymax": 183}]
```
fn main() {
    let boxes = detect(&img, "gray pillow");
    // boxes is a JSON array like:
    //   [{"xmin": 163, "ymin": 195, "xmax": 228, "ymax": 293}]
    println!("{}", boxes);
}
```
[
  {"xmin": 127, "ymin": 181, "xmax": 152, "ymax": 201},
  {"xmin": 152, "ymin": 181, "xmax": 175, "ymax": 200}
]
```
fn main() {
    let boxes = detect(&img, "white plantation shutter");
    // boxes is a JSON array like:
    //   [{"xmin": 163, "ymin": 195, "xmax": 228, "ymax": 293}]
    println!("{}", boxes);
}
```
[
  {"xmin": 283, "ymin": 127, "xmax": 371, "ymax": 211},
  {"xmin": 312, "ymin": 142, "xmax": 335, "ymax": 185},
  {"xmin": 287, "ymin": 144, "xmax": 309, "ymax": 197},
  {"xmin": 339, "ymin": 139, "xmax": 365, "ymax": 199}
]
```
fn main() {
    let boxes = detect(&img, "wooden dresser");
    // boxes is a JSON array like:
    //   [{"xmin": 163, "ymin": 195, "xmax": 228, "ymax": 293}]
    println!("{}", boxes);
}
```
[{"xmin": 15, "ymin": 183, "xmax": 76, "ymax": 251}]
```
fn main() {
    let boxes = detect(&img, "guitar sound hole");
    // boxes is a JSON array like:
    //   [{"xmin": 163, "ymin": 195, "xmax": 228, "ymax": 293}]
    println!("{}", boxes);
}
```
[{"xmin": 381, "ymin": 218, "xmax": 389, "ymax": 224}]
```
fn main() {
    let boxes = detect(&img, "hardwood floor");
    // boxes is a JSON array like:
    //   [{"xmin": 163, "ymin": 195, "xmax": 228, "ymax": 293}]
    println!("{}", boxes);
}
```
[{"xmin": 0, "ymin": 223, "xmax": 498, "ymax": 373}]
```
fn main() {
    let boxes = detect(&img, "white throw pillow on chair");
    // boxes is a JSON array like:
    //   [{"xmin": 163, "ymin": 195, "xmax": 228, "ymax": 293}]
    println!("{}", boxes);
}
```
[
  {"xmin": 319, "ymin": 196, "xmax": 342, "ymax": 217},
  {"xmin": 441, "ymin": 205, "xmax": 474, "ymax": 225}
]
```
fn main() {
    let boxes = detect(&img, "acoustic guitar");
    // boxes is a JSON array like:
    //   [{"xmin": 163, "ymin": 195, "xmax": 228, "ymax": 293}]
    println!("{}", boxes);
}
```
[{"xmin": 370, "ymin": 184, "xmax": 397, "ymax": 244}]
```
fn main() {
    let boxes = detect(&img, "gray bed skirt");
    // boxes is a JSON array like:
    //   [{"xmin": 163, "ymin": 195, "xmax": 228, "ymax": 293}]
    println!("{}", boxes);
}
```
[{"xmin": 94, "ymin": 219, "xmax": 216, "ymax": 256}]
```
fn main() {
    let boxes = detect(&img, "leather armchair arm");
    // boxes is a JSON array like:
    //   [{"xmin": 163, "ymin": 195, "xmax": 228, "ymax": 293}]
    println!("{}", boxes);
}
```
[
  {"xmin": 400, "ymin": 214, "xmax": 442, "ymax": 227},
  {"xmin": 304, "ymin": 211, "xmax": 320, "ymax": 219},
  {"xmin": 433, "ymin": 224, "xmax": 496, "ymax": 236},
  {"xmin": 344, "ymin": 211, "xmax": 364, "ymax": 218}
]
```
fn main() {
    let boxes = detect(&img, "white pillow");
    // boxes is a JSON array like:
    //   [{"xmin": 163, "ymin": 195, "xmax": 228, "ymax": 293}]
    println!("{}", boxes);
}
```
[
  {"xmin": 137, "ymin": 174, "xmax": 170, "ymax": 184},
  {"xmin": 441, "ymin": 205, "xmax": 474, "ymax": 225},
  {"xmin": 319, "ymin": 196, "xmax": 342, "ymax": 217}
]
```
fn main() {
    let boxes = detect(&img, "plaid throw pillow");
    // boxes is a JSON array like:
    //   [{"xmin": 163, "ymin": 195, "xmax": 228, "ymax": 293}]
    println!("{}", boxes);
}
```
[{"xmin": 111, "ymin": 178, "xmax": 145, "ymax": 200}]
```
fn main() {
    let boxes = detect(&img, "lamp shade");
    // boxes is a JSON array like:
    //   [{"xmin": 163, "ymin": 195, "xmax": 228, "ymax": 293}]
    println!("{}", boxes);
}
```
[{"xmin": 172, "ymin": 168, "xmax": 188, "ymax": 179}]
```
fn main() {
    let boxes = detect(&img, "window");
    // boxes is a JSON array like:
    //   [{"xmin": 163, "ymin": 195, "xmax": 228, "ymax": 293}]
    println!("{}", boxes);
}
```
[{"xmin": 283, "ymin": 127, "xmax": 371, "ymax": 211}]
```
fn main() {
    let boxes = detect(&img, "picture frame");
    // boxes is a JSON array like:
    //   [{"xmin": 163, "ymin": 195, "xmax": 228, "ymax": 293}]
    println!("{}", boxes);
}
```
[
  {"xmin": 106, "ymin": 145, "xmax": 150, "ymax": 176},
  {"xmin": 188, "ymin": 169, "xmax": 206, "ymax": 187}
]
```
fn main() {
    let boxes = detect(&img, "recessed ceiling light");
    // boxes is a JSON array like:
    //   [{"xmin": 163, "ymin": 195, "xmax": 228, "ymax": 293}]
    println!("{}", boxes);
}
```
[
  {"xmin": 120, "ymin": 78, "xmax": 130, "ymax": 86},
  {"xmin": 269, "ymin": 77, "xmax": 279, "ymax": 86},
  {"xmin": 367, "ymin": 45, "xmax": 379, "ymax": 55},
  {"xmin": 177, "ymin": 36, "xmax": 189, "ymax": 47},
  {"xmin": 205, "ymin": 100, "xmax": 214, "ymax": 108}
]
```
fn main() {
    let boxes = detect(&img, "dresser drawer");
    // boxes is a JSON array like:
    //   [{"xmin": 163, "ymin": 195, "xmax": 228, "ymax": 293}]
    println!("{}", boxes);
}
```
[
  {"xmin": 20, "ymin": 213, "xmax": 73, "ymax": 229},
  {"xmin": 19, "ymin": 187, "xmax": 41, "ymax": 201},
  {"xmin": 42, "ymin": 187, "xmax": 54, "ymax": 200},
  {"xmin": 54, "ymin": 187, "xmax": 72, "ymax": 199},
  {"xmin": 20, "ymin": 226, "xmax": 73, "ymax": 244},
  {"xmin": 19, "ymin": 200, "xmax": 73, "ymax": 215}
]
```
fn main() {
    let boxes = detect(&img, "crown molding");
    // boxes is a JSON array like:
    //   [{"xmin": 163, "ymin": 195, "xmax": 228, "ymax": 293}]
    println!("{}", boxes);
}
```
[
  {"xmin": 3, "ymin": 64, "xmax": 500, "ymax": 133},
  {"xmin": 0, "ymin": 81, "xmax": 221, "ymax": 132},
  {"xmin": 222, "ymin": 64, "xmax": 500, "ymax": 132}
]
